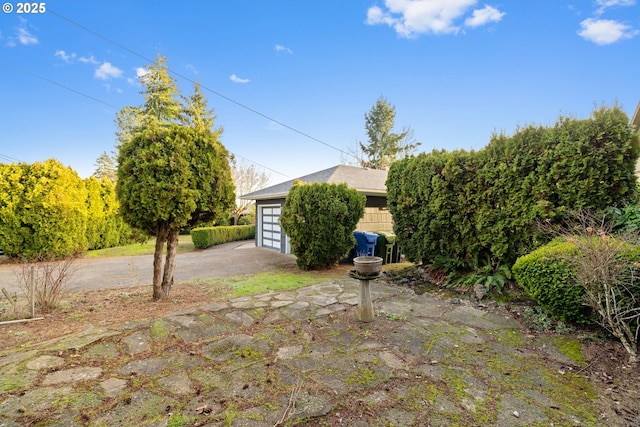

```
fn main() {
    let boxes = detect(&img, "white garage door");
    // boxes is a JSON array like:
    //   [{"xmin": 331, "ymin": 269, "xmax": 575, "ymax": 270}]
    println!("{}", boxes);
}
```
[{"xmin": 260, "ymin": 206, "xmax": 282, "ymax": 251}]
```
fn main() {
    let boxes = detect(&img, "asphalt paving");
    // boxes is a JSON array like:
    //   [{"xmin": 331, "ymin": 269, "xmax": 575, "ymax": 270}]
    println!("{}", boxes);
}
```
[{"xmin": 0, "ymin": 240, "xmax": 297, "ymax": 295}]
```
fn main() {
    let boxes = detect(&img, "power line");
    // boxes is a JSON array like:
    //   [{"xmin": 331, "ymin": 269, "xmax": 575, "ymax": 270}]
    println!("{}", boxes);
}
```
[
  {"xmin": 232, "ymin": 154, "xmax": 287, "ymax": 178},
  {"xmin": 0, "ymin": 61, "xmax": 119, "ymax": 110},
  {"xmin": 48, "ymin": 8, "xmax": 356, "ymax": 161},
  {"xmin": 0, "ymin": 153, "xmax": 24, "ymax": 163},
  {"xmin": 0, "ymin": 64, "xmax": 288, "ymax": 178}
]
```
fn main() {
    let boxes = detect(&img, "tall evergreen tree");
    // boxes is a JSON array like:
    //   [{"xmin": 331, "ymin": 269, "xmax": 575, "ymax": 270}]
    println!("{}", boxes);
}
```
[
  {"xmin": 115, "ymin": 55, "xmax": 235, "ymax": 300},
  {"xmin": 93, "ymin": 151, "xmax": 117, "ymax": 183},
  {"xmin": 139, "ymin": 54, "xmax": 183, "ymax": 125},
  {"xmin": 359, "ymin": 97, "xmax": 420, "ymax": 169},
  {"xmin": 181, "ymin": 81, "xmax": 220, "ymax": 136}
]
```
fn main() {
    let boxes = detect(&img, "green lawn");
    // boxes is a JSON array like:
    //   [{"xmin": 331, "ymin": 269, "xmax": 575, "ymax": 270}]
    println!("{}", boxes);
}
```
[
  {"xmin": 190, "ymin": 270, "xmax": 343, "ymax": 297},
  {"xmin": 85, "ymin": 235, "xmax": 195, "ymax": 258}
]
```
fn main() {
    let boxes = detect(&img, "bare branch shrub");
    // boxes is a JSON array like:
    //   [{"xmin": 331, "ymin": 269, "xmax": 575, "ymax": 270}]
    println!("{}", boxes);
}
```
[
  {"xmin": 0, "ymin": 287, "xmax": 28, "ymax": 321},
  {"xmin": 13, "ymin": 255, "xmax": 78, "ymax": 313},
  {"xmin": 562, "ymin": 211, "xmax": 640, "ymax": 364}
]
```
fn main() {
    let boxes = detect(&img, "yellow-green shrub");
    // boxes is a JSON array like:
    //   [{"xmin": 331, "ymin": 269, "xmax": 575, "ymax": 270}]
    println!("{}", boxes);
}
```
[{"xmin": 0, "ymin": 159, "xmax": 88, "ymax": 259}]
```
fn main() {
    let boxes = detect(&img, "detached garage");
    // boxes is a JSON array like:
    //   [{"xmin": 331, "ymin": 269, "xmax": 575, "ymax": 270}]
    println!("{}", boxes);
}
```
[{"xmin": 241, "ymin": 165, "xmax": 393, "ymax": 254}]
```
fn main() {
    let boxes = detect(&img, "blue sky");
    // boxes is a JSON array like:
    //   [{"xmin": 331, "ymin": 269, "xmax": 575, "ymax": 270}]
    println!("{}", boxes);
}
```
[{"xmin": 1, "ymin": 1, "xmax": 639, "ymax": 185}]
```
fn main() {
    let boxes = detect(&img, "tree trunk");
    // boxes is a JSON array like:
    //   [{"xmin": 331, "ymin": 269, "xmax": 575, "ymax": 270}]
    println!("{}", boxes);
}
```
[
  {"xmin": 160, "ymin": 228, "xmax": 180, "ymax": 299},
  {"xmin": 152, "ymin": 225, "xmax": 169, "ymax": 301}
]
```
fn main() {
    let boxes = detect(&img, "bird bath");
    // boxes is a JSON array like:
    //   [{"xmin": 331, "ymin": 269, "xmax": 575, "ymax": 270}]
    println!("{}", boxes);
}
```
[{"xmin": 350, "ymin": 256, "xmax": 383, "ymax": 322}]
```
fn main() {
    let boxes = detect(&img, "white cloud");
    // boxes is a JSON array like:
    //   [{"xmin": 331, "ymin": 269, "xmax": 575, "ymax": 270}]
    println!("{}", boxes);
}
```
[
  {"xmin": 365, "ymin": 0, "xmax": 504, "ymax": 37},
  {"xmin": 578, "ymin": 18, "xmax": 639, "ymax": 44},
  {"xmin": 596, "ymin": 0, "xmax": 635, "ymax": 5},
  {"xmin": 16, "ymin": 26, "xmax": 38, "ymax": 45},
  {"xmin": 101, "ymin": 83, "xmax": 123, "ymax": 94},
  {"xmin": 131, "ymin": 67, "xmax": 150, "ymax": 85},
  {"xmin": 54, "ymin": 50, "xmax": 76, "ymax": 63},
  {"xmin": 95, "ymin": 62, "xmax": 123, "ymax": 80},
  {"xmin": 185, "ymin": 64, "xmax": 199, "ymax": 75},
  {"xmin": 79, "ymin": 54, "xmax": 99, "ymax": 65},
  {"xmin": 275, "ymin": 44, "xmax": 293, "ymax": 54},
  {"xmin": 595, "ymin": 0, "xmax": 635, "ymax": 14},
  {"xmin": 230, "ymin": 74, "xmax": 250, "ymax": 84},
  {"xmin": 464, "ymin": 5, "xmax": 505, "ymax": 27}
]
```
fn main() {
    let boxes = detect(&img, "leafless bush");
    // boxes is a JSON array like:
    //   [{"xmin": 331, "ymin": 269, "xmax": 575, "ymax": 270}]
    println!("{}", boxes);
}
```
[
  {"xmin": 562, "ymin": 212, "xmax": 639, "ymax": 364},
  {"xmin": 0, "ymin": 287, "xmax": 27, "ymax": 321},
  {"xmin": 13, "ymin": 255, "xmax": 78, "ymax": 313}
]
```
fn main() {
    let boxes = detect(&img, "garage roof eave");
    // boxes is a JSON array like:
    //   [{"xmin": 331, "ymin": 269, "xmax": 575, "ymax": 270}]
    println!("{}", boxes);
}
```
[
  {"xmin": 240, "ymin": 189, "xmax": 387, "ymax": 201},
  {"xmin": 239, "ymin": 192, "xmax": 289, "ymax": 201},
  {"xmin": 239, "ymin": 165, "xmax": 389, "ymax": 201}
]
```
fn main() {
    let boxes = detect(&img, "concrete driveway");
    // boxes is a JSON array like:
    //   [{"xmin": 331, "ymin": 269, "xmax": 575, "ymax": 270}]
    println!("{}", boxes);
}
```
[{"xmin": 0, "ymin": 240, "xmax": 297, "ymax": 294}]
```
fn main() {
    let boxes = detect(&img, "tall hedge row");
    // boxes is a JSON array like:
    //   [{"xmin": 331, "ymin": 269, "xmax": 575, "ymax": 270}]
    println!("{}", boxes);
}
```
[
  {"xmin": 0, "ymin": 159, "xmax": 134, "ymax": 259},
  {"xmin": 387, "ymin": 105, "xmax": 640, "ymax": 269}
]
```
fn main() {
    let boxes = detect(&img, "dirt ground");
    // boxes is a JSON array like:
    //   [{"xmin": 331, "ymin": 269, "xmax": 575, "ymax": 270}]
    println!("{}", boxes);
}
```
[
  {"xmin": 1, "ymin": 265, "xmax": 639, "ymax": 425},
  {"xmin": 0, "ymin": 263, "xmax": 349, "ymax": 351},
  {"xmin": 488, "ymin": 299, "xmax": 640, "ymax": 425}
]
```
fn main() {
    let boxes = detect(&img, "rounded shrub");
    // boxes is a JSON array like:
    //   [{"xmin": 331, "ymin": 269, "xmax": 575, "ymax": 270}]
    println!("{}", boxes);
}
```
[
  {"xmin": 513, "ymin": 237, "xmax": 640, "ymax": 325},
  {"xmin": 280, "ymin": 181, "xmax": 366, "ymax": 270},
  {"xmin": 512, "ymin": 239, "xmax": 590, "ymax": 324}
]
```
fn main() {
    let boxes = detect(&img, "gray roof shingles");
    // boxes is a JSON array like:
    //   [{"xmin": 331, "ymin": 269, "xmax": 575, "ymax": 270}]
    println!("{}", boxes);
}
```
[{"xmin": 240, "ymin": 165, "xmax": 388, "ymax": 200}]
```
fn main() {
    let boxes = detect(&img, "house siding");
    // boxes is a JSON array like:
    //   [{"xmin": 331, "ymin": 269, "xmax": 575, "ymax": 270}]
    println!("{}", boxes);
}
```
[{"xmin": 357, "ymin": 207, "xmax": 394, "ymax": 233}]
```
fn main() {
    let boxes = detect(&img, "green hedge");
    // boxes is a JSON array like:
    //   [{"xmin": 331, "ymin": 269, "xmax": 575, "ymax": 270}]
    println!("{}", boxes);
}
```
[
  {"xmin": 387, "ymin": 105, "xmax": 639, "ymax": 270},
  {"xmin": 0, "ymin": 159, "xmax": 138, "ymax": 260},
  {"xmin": 190, "ymin": 225, "xmax": 255, "ymax": 249}
]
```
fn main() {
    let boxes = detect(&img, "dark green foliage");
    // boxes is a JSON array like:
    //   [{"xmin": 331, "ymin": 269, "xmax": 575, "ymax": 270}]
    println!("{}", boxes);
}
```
[
  {"xmin": 387, "ymin": 105, "xmax": 639, "ymax": 270},
  {"xmin": 512, "ymin": 239, "xmax": 590, "ymax": 324},
  {"xmin": 280, "ymin": 182, "xmax": 366, "ymax": 270},
  {"xmin": 447, "ymin": 260, "xmax": 512, "ymax": 294},
  {"xmin": 0, "ymin": 159, "xmax": 88, "ymax": 260},
  {"xmin": 116, "ymin": 124, "xmax": 235, "ymax": 235},
  {"xmin": 608, "ymin": 200, "xmax": 640, "ymax": 232},
  {"xmin": 190, "ymin": 225, "xmax": 255, "ymax": 249}
]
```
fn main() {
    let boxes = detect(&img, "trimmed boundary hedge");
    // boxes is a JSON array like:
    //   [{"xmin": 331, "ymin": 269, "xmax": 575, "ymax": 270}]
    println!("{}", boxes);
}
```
[
  {"xmin": 190, "ymin": 225, "xmax": 255, "ymax": 249},
  {"xmin": 387, "ymin": 105, "xmax": 639, "ymax": 269}
]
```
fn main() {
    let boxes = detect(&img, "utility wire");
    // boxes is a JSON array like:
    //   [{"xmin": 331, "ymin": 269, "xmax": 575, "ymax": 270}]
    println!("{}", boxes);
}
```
[
  {"xmin": 48, "ymin": 8, "xmax": 356, "ymax": 161},
  {"xmin": 0, "ymin": 61, "xmax": 119, "ymax": 110},
  {"xmin": 0, "ymin": 153, "xmax": 24, "ymax": 163},
  {"xmin": 232, "ymin": 154, "xmax": 289, "ymax": 178},
  {"xmin": 0, "ymin": 63, "xmax": 288, "ymax": 177}
]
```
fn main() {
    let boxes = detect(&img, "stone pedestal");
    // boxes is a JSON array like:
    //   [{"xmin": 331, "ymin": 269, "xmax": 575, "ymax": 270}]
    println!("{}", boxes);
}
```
[{"xmin": 356, "ymin": 279, "xmax": 374, "ymax": 322}]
